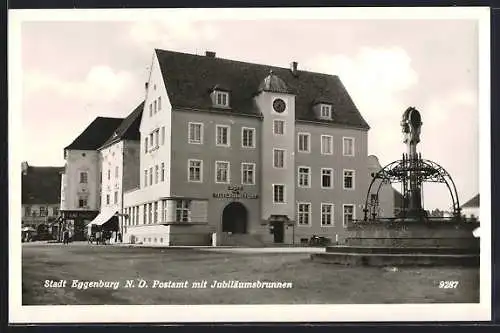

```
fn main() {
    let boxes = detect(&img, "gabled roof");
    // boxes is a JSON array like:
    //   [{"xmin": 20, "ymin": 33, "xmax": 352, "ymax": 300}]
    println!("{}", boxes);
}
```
[
  {"xmin": 22, "ymin": 166, "xmax": 64, "ymax": 204},
  {"xmin": 99, "ymin": 102, "xmax": 144, "ymax": 150},
  {"xmin": 258, "ymin": 71, "xmax": 291, "ymax": 94},
  {"xmin": 462, "ymin": 194, "xmax": 479, "ymax": 208},
  {"xmin": 155, "ymin": 49, "xmax": 370, "ymax": 129},
  {"xmin": 64, "ymin": 117, "xmax": 124, "ymax": 151}
]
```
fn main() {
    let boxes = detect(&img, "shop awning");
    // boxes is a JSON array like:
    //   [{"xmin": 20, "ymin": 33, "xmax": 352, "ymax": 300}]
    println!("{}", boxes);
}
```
[
  {"xmin": 268, "ymin": 215, "xmax": 290, "ymax": 222},
  {"xmin": 267, "ymin": 215, "xmax": 294, "ymax": 226},
  {"xmin": 88, "ymin": 209, "xmax": 117, "ymax": 227}
]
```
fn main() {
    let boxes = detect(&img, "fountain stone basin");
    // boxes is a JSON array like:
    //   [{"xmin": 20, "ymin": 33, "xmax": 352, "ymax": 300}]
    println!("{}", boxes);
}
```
[
  {"xmin": 343, "ymin": 219, "xmax": 480, "ymax": 249},
  {"xmin": 311, "ymin": 219, "xmax": 480, "ymax": 267}
]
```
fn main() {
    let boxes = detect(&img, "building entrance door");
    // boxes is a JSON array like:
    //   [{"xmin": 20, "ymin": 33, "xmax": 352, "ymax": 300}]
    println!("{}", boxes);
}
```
[
  {"xmin": 222, "ymin": 202, "xmax": 248, "ymax": 234},
  {"xmin": 272, "ymin": 221, "xmax": 284, "ymax": 243}
]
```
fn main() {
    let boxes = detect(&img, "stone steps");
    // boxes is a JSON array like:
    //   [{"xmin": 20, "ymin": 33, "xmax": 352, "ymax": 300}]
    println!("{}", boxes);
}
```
[
  {"xmin": 311, "ymin": 252, "xmax": 479, "ymax": 267},
  {"xmin": 345, "ymin": 237, "xmax": 480, "ymax": 248},
  {"xmin": 326, "ymin": 245, "xmax": 479, "ymax": 255},
  {"xmin": 218, "ymin": 234, "xmax": 267, "ymax": 247}
]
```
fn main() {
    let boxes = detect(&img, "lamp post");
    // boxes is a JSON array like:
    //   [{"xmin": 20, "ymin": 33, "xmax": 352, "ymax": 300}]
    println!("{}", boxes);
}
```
[{"xmin": 115, "ymin": 213, "xmax": 129, "ymax": 242}]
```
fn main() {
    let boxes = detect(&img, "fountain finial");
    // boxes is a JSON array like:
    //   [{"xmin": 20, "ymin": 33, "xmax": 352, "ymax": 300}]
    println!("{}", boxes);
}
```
[{"xmin": 401, "ymin": 107, "xmax": 423, "ymax": 149}]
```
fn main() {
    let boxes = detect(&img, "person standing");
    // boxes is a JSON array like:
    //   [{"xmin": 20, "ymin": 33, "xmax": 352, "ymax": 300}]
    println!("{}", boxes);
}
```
[{"xmin": 63, "ymin": 229, "xmax": 69, "ymax": 245}]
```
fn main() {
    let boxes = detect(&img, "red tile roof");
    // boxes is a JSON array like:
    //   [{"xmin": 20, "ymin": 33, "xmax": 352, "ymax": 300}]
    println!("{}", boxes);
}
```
[
  {"xmin": 22, "ymin": 166, "xmax": 64, "ymax": 204},
  {"xmin": 99, "ymin": 102, "xmax": 144, "ymax": 150},
  {"xmin": 462, "ymin": 194, "xmax": 479, "ymax": 208},
  {"xmin": 64, "ymin": 117, "xmax": 124, "ymax": 151},
  {"xmin": 155, "ymin": 49, "xmax": 370, "ymax": 129}
]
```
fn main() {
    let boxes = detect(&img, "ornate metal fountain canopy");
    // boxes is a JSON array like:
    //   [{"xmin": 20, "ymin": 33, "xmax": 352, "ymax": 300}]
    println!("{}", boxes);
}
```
[{"xmin": 363, "ymin": 107, "xmax": 461, "ymax": 221}]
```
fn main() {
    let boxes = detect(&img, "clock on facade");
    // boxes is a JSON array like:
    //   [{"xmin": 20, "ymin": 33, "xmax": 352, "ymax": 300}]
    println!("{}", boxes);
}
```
[{"xmin": 273, "ymin": 98, "xmax": 286, "ymax": 113}]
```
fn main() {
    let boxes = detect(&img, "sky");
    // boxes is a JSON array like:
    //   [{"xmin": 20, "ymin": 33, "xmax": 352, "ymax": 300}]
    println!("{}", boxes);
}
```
[{"xmin": 18, "ymin": 10, "xmax": 481, "ymax": 210}]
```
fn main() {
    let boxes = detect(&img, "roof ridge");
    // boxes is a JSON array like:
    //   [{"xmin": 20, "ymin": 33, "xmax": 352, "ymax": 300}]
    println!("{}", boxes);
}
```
[
  {"xmin": 155, "ymin": 48, "xmax": 370, "ymax": 129},
  {"xmin": 462, "ymin": 194, "xmax": 479, "ymax": 208},
  {"xmin": 98, "ymin": 101, "xmax": 145, "ymax": 150},
  {"xmin": 155, "ymin": 48, "xmax": 339, "ymax": 78},
  {"xmin": 65, "ymin": 116, "xmax": 124, "ymax": 150},
  {"xmin": 95, "ymin": 116, "xmax": 125, "ymax": 120},
  {"xmin": 23, "ymin": 165, "xmax": 65, "ymax": 169}
]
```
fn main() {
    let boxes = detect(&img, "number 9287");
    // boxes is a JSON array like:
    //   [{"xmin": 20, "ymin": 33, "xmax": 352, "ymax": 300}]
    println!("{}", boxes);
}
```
[{"xmin": 439, "ymin": 281, "xmax": 459, "ymax": 289}]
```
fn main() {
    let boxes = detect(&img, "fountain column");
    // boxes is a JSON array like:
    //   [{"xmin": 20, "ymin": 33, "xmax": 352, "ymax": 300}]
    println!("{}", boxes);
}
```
[{"xmin": 401, "ymin": 107, "xmax": 425, "ymax": 219}]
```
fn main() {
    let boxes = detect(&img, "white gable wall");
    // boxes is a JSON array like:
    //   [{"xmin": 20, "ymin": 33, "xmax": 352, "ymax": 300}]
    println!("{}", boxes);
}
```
[
  {"xmin": 125, "ymin": 51, "xmax": 172, "ymax": 209},
  {"xmin": 61, "ymin": 149, "xmax": 101, "ymax": 211},
  {"xmin": 100, "ymin": 141, "xmax": 124, "ymax": 211}
]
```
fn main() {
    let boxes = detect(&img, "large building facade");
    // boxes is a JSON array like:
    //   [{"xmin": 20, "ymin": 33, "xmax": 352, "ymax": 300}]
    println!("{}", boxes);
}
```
[
  {"xmin": 119, "ymin": 49, "xmax": 390, "ymax": 246},
  {"xmin": 97, "ymin": 103, "xmax": 143, "ymax": 236},
  {"xmin": 60, "ymin": 117, "xmax": 124, "ymax": 240}
]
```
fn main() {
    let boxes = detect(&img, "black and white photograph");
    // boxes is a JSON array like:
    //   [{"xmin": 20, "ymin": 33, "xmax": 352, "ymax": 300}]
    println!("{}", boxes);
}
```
[{"xmin": 9, "ymin": 7, "xmax": 491, "ymax": 323}]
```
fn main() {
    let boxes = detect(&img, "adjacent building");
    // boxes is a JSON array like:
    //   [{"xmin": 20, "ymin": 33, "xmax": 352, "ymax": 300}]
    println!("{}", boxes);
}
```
[
  {"xmin": 59, "ymin": 116, "xmax": 124, "ymax": 240},
  {"xmin": 462, "ymin": 194, "xmax": 480, "ymax": 221},
  {"xmin": 94, "ymin": 102, "xmax": 143, "ymax": 236},
  {"xmin": 394, "ymin": 190, "xmax": 405, "ymax": 217},
  {"xmin": 22, "ymin": 162, "xmax": 63, "ymax": 230},
  {"xmin": 366, "ymin": 155, "xmax": 395, "ymax": 218},
  {"xmin": 119, "ymin": 49, "xmax": 387, "ymax": 246}
]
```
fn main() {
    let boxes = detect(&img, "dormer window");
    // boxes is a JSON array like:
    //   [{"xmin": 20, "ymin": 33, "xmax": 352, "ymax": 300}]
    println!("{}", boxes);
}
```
[
  {"xmin": 214, "ymin": 91, "xmax": 229, "ymax": 107},
  {"xmin": 320, "ymin": 104, "xmax": 332, "ymax": 119},
  {"xmin": 211, "ymin": 84, "xmax": 231, "ymax": 108}
]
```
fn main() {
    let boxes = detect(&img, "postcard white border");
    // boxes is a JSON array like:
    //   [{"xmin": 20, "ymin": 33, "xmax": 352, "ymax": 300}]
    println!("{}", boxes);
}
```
[{"xmin": 8, "ymin": 7, "xmax": 491, "ymax": 323}]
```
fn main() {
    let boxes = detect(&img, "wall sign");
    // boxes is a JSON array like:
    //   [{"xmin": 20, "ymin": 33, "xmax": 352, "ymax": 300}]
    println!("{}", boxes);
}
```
[
  {"xmin": 213, "ymin": 185, "xmax": 259, "ymax": 199},
  {"xmin": 62, "ymin": 210, "xmax": 99, "ymax": 219}
]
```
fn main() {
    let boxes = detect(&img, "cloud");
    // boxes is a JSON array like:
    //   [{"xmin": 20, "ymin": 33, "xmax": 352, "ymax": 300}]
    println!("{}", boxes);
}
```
[
  {"xmin": 22, "ymin": 65, "xmax": 142, "ymax": 167},
  {"xmin": 128, "ymin": 20, "xmax": 219, "ymax": 52},
  {"xmin": 304, "ymin": 46, "xmax": 419, "ymax": 117},
  {"xmin": 421, "ymin": 89, "xmax": 477, "ymax": 133},
  {"xmin": 303, "ymin": 47, "xmax": 419, "ymax": 165},
  {"xmin": 303, "ymin": 47, "xmax": 478, "ymax": 210},
  {"xmin": 24, "ymin": 66, "xmax": 134, "ymax": 104}
]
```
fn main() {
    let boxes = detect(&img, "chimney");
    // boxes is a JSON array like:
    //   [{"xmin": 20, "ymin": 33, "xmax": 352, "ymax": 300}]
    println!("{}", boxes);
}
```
[
  {"xmin": 205, "ymin": 51, "xmax": 216, "ymax": 58},
  {"xmin": 290, "ymin": 61, "xmax": 298, "ymax": 76},
  {"xmin": 21, "ymin": 161, "xmax": 29, "ymax": 175}
]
